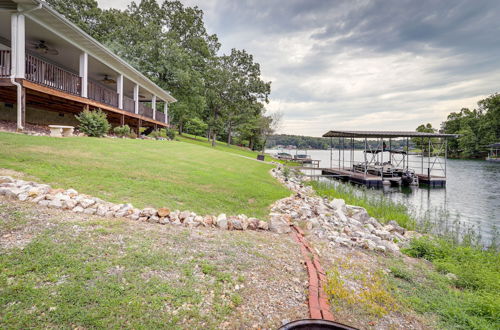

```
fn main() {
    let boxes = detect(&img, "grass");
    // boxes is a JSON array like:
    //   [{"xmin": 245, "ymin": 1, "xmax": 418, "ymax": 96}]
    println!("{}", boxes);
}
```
[
  {"xmin": 0, "ymin": 131, "xmax": 289, "ymax": 218},
  {"xmin": 387, "ymin": 238, "xmax": 500, "ymax": 329},
  {"xmin": 309, "ymin": 180, "xmax": 416, "ymax": 229},
  {"xmin": 0, "ymin": 205, "xmax": 245, "ymax": 328},
  {"xmin": 177, "ymin": 133, "xmax": 299, "ymax": 165}
]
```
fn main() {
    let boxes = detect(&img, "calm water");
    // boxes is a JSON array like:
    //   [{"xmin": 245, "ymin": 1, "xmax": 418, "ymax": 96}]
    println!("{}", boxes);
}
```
[{"xmin": 271, "ymin": 149, "xmax": 500, "ymax": 245}]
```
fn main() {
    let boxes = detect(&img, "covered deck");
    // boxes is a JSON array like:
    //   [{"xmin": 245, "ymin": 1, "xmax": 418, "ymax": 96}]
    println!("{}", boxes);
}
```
[{"xmin": 0, "ymin": 0, "xmax": 175, "ymax": 131}]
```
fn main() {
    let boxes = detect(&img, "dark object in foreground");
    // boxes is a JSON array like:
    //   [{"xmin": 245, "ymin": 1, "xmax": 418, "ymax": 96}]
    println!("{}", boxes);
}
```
[
  {"xmin": 257, "ymin": 154, "xmax": 265, "ymax": 161},
  {"xmin": 279, "ymin": 319, "xmax": 358, "ymax": 330}
]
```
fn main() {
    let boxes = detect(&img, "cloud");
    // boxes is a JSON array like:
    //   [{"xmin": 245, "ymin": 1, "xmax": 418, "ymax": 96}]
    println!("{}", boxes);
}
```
[{"xmin": 97, "ymin": 0, "xmax": 500, "ymax": 136}]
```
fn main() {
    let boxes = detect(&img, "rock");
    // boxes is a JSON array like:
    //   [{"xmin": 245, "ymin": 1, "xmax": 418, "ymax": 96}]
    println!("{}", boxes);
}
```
[
  {"xmin": 374, "ymin": 229, "xmax": 392, "ymax": 241},
  {"xmin": 231, "ymin": 218, "xmax": 243, "ymax": 230},
  {"xmin": 65, "ymin": 188, "xmax": 78, "ymax": 197},
  {"xmin": 375, "ymin": 245, "xmax": 387, "ymax": 253},
  {"xmin": 140, "ymin": 207, "xmax": 156, "ymax": 217},
  {"xmin": 18, "ymin": 193, "xmax": 29, "ymax": 201},
  {"xmin": 216, "ymin": 214, "xmax": 228, "ymax": 230},
  {"xmin": 5, "ymin": 188, "xmax": 22, "ymax": 199},
  {"xmin": 203, "ymin": 215, "xmax": 214, "ymax": 226},
  {"xmin": 335, "ymin": 209, "xmax": 348, "ymax": 223},
  {"xmin": 157, "ymin": 207, "xmax": 170, "ymax": 217},
  {"xmin": 63, "ymin": 199, "xmax": 78, "ymax": 210},
  {"xmin": 79, "ymin": 198, "xmax": 95, "ymax": 209},
  {"xmin": 350, "ymin": 206, "xmax": 370, "ymax": 223},
  {"xmin": 365, "ymin": 223, "xmax": 375, "ymax": 233},
  {"xmin": 83, "ymin": 208, "xmax": 97, "ymax": 215},
  {"xmin": 96, "ymin": 204, "xmax": 109, "ymax": 216},
  {"xmin": 149, "ymin": 215, "xmax": 160, "ymax": 223},
  {"xmin": 179, "ymin": 210, "xmax": 191, "ymax": 221},
  {"xmin": 72, "ymin": 206, "xmax": 84, "ymax": 213},
  {"xmin": 361, "ymin": 239, "xmax": 377, "ymax": 250},
  {"xmin": 387, "ymin": 220, "xmax": 405, "ymax": 234},
  {"xmin": 257, "ymin": 220, "xmax": 268, "ymax": 230},
  {"xmin": 247, "ymin": 218, "xmax": 259, "ymax": 230},
  {"xmin": 48, "ymin": 199, "xmax": 63, "ymax": 209},
  {"xmin": 330, "ymin": 198, "xmax": 346, "ymax": 212},
  {"xmin": 268, "ymin": 213, "xmax": 291, "ymax": 234},
  {"xmin": 0, "ymin": 176, "xmax": 14, "ymax": 184},
  {"xmin": 28, "ymin": 185, "xmax": 51, "ymax": 197}
]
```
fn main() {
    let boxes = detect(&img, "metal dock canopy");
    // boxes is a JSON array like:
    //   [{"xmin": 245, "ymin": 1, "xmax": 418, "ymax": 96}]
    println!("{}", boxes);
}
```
[{"xmin": 322, "ymin": 130, "xmax": 458, "ymax": 138}]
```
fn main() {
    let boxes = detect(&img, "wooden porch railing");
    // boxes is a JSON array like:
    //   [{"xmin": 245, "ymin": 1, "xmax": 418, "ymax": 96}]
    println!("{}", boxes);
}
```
[
  {"xmin": 156, "ymin": 111, "xmax": 165, "ymax": 123},
  {"xmin": 138, "ymin": 103, "xmax": 154, "ymax": 119},
  {"xmin": 87, "ymin": 80, "xmax": 118, "ymax": 108},
  {"xmin": 0, "ymin": 50, "xmax": 10, "ymax": 77},
  {"xmin": 123, "ymin": 96, "xmax": 135, "ymax": 113},
  {"xmin": 25, "ymin": 53, "xmax": 81, "ymax": 95}
]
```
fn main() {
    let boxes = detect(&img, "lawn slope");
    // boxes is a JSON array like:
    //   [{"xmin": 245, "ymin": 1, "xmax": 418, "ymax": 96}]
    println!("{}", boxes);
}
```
[{"xmin": 0, "ymin": 132, "xmax": 289, "ymax": 218}]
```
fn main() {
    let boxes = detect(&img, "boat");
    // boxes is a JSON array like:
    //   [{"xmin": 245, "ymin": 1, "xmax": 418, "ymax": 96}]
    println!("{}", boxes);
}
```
[
  {"xmin": 275, "ymin": 152, "xmax": 293, "ymax": 160},
  {"xmin": 293, "ymin": 154, "xmax": 312, "ymax": 163}
]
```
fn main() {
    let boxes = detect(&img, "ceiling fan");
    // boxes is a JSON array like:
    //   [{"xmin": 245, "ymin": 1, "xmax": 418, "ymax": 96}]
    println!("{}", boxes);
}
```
[
  {"xmin": 30, "ymin": 40, "xmax": 59, "ymax": 55},
  {"xmin": 101, "ymin": 74, "xmax": 116, "ymax": 85}
]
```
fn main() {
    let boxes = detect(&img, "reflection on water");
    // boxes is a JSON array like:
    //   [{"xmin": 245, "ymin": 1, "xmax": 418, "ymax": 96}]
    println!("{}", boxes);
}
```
[{"xmin": 270, "ymin": 149, "xmax": 500, "ymax": 245}]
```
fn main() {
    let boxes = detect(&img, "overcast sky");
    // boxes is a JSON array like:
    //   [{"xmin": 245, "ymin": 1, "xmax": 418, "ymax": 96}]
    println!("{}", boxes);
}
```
[{"xmin": 97, "ymin": 0, "xmax": 500, "ymax": 136}]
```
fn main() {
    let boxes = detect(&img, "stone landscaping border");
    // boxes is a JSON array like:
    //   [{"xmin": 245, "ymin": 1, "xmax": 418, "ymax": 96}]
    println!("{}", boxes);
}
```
[{"xmin": 0, "ymin": 176, "xmax": 273, "ymax": 232}]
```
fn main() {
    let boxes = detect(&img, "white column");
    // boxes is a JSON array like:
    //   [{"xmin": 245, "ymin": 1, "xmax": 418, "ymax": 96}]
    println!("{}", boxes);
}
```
[
  {"xmin": 133, "ymin": 84, "xmax": 139, "ymax": 114},
  {"xmin": 12, "ymin": 14, "xmax": 25, "ymax": 78},
  {"xmin": 117, "ymin": 74, "xmax": 123, "ymax": 109},
  {"xmin": 152, "ymin": 95, "xmax": 156, "ymax": 120},
  {"xmin": 10, "ymin": 14, "xmax": 17, "ymax": 76},
  {"xmin": 79, "ymin": 53, "xmax": 88, "ymax": 97},
  {"xmin": 164, "ymin": 102, "xmax": 168, "ymax": 124}
]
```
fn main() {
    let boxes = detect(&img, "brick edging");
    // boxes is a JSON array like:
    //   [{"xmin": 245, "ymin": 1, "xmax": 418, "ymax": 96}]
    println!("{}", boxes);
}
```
[{"xmin": 291, "ymin": 224, "xmax": 335, "ymax": 321}]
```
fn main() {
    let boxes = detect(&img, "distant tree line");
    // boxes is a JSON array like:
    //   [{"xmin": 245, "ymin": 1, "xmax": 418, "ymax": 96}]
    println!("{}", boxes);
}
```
[
  {"xmin": 267, "ymin": 134, "xmax": 407, "ymax": 150},
  {"xmin": 46, "ymin": 0, "xmax": 276, "ymax": 150},
  {"xmin": 417, "ymin": 93, "xmax": 500, "ymax": 158}
]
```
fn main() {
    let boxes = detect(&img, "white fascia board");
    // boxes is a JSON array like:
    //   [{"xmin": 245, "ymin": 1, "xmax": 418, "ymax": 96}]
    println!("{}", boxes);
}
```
[{"xmin": 16, "ymin": 0, "xmax": 176, "ymax": 103}]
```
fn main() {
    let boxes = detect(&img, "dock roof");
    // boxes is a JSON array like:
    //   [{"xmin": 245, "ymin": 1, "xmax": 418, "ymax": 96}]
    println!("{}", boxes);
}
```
[{"xmin": 322, "ymin": 130, "xmax": 458, "ymax": 138}]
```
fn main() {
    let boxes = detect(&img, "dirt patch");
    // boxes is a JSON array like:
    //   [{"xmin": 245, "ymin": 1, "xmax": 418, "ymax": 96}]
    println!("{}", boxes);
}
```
[{"xmin": 306, "ymin": 233, "xmax": 434, "ymax": 329}]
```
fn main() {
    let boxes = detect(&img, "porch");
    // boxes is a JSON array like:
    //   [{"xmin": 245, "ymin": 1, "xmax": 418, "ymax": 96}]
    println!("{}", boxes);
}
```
[{"xmin": 0, "ymin": 0, "xmax": 175, "ymax": 131}]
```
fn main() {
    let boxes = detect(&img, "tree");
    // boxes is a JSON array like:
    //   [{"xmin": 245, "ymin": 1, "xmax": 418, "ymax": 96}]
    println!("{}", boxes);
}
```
[
  {"xmin": 260, "ymin": 111, "xmax": 283, "ymax": 154},
  {"xmin": 184, "ymin": 117, "xmax": 208, "ymax": 139},
  {"xmin": 412, "ymin": 123, "xmax": 436, "ymax": 153}
]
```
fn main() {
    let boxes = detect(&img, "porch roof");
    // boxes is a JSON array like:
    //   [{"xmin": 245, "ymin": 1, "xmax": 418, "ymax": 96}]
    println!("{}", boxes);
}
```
[{"xmin": 5, "ymin": 0, "xmax": 176, "ymax": 103}]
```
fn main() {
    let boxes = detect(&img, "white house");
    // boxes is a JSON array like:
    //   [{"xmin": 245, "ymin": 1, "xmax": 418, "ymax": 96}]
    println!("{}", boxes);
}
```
[{"xmin": 0, "ymin": 0, "xmax": 176, "ymax": 131}]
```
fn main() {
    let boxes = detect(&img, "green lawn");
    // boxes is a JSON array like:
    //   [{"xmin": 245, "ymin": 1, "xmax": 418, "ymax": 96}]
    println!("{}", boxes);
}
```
[{"xmin": 0, "ymin": 132, "xmax": 289, "ymax": 218}]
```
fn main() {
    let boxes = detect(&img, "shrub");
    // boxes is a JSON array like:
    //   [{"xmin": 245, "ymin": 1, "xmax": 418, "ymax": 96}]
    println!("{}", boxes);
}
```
[
  {"xmin": 128, "ymin": 131, "xmax": 137, "ymax": 139},
  {"xmin": 165, "ymin": 128, "xmax": 176, "ymax": 140},
  {"xmin": 75, "ymin": 108, "xmax": 110, "ymax": 137},
  {"xmin": 113, "ymin": 125, "xmax": 131, "ymax": 138},
  {"xmin": 150, "ymin": 129, "xmax": 161, "ymax": 139}
]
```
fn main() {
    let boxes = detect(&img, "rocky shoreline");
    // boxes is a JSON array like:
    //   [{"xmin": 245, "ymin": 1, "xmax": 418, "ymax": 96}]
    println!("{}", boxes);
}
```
[{"xmin": 270, "ymin": 166, "xmax": 420, "ymax": 254}]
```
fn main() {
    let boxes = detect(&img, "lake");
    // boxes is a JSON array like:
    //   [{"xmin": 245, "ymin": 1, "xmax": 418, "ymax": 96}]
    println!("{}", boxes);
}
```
[{"xmin": 270, "ymin": 149, "xmax": 500, "ymax": 246}]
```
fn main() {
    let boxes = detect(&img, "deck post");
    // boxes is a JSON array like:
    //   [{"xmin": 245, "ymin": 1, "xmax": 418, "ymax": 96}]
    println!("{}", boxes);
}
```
[
  {"xmin": 152, "ymin": 95, "xmax": 156, "ymax": 120},
  {"xmin": 164, "ymin": 102, "xmax": 168, "ymax": 124},
  {"xmin": 133, "ymin": 84, "xmax": 139, "ymax": 114},
  {"xmin": 137, "ymin": 119, "xmax": 142, "ymax": 135},
  {"xmin": 364, "ymin": 137, "xmax": 368, "ymax": 177},
  {"xmin": 120, "ymin": 114, "xmax": 124, "ymax": 126},
  {"xmin": 20, "ymin": 86, "xmax": 26, "ymax": 128},
  {"xmin": 79, "ymin": 53, "xmax": 88, "ymax": 97},
  {"xmin": 117, "ymin": 74, "xmax": 123, "ymax": 109},
  {"xmin": 329, "ymin": 137, "xmax": 333, "ymax": 168},
  {"xmin": 428, "ymin": 137, "xmax": 431, "ymax": 178}
]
